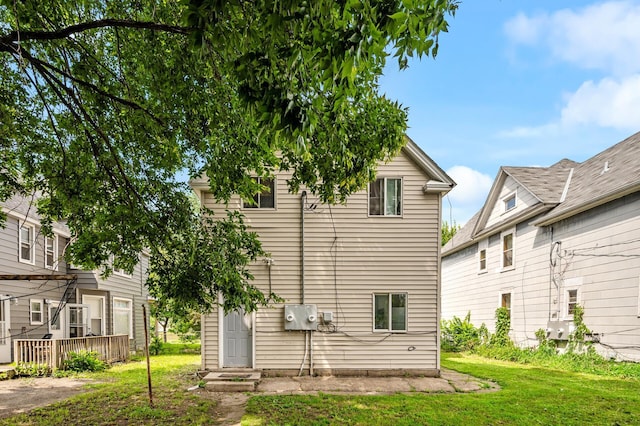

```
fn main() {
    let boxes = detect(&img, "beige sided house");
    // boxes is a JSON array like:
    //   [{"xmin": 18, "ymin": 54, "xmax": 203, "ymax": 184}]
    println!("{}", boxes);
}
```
[
  {"xmin": 442, "ymin": 132, "xmax": 640, "ymax": 361},
  {"xmin": 191, "ymin": 138, "xmax": 455, "ymax": 376}
]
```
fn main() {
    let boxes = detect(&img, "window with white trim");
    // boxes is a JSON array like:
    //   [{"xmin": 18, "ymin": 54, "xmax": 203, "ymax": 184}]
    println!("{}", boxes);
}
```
[
  {"xmin": 566, "ymin": 289, "xmax": 578, "ymax": 317},
  {"xmin": 503, "ymin": 192, "xmax": 516, "ymax": 212},
  {"xmin": 244, "ymin": 177, "xmax": 275, "ymax": 209},
  {"xmin": 502, "ymin": 230, "xmax": 514, "ymax": 269},
  {"xmin": 19, "ymin": 224, "xmax": 35, "ymax": 264},
  {"xmin": 373, "ymin": 293, "xmax": 407, "ymax": 332},
  {"xmin": 478, "ymin": 240, "xmax": 488, "ymax": 273},
  {"xmin": 369, "ymin": 178, "xmax": 402, "ymax": 216},
  {"xmin": 113, "ymin": 298, "xmax": 133, "ymax": 338},
  {"xmin": 30, "ymin": 299, "xmax": 43, "ymax": 325},
  {"xmin": 501, "ymin": 292, "xmax": 512, "ymax": 320},
  {"xmin": 45, "ymin": 235, "xmax": 58, "ymax": 270}
]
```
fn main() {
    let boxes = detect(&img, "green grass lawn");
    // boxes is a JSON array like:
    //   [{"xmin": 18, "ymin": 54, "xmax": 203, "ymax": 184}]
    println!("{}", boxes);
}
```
[
  {"xmin": 243, "ymin": 353, "xmax": 640, "ymax": 425},
  {"xmin": 1, "ymin": 354, "xmax": 217, "ymax": 426}
]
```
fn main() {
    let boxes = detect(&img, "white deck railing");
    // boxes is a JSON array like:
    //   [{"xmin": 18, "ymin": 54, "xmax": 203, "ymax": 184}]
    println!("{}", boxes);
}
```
[{"xmin": 14, "ymin": 335, "xmax": 130, "ymax": 369}]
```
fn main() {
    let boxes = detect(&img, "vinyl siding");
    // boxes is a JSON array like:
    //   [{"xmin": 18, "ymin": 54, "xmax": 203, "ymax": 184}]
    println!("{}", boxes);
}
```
[
  {"xmin": 200, "ymin": 153, "xmax": 442, "ymax": 372},
  {"xmin": 443, "ymin": 191, "xmax": 640, "ymax": 360},
  {"xmin": 0, "ymin": 216, "xmax": 74, "ymax": 361},
  {"xmin": 485, "ymin": 176, "xmax": 539, "ymax": 229}
]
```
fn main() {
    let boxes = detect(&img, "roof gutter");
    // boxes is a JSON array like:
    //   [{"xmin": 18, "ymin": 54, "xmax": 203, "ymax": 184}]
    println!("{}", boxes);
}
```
[
  {"xmin": 532, "ymin": 182, "xmax": 640, "ymax": 226},
  {"xmin": 472, "ymin": 203, "xmax": 555, "ymax": 240}
]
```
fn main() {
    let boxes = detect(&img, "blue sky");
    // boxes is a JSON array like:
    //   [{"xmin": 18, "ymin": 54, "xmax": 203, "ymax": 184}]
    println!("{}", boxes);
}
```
[{"xmin": 379, "ymin": 0, "xmax": 640, "ymax": 225}]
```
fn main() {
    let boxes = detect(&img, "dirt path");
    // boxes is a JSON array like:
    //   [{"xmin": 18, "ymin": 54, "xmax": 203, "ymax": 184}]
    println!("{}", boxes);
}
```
[{"xmin": 0, "ymin": 377, "xmax": 91, "ymax": 419}]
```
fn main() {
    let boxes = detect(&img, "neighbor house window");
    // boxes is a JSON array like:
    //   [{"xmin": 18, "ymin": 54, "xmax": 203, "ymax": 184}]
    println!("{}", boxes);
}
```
[
  {"xmin": 479, "ymin": 249, "xmax": 487, "ymax": 271},
  {"xmin": 503, "ymin": 193, "xmax": 516, "ymax": 212},
  {"xmin": 369, "ymin": 178, "xmax": 402, "ymax": 216},
  {"xmin": 30, "ymin": 299, "xmax": 43, "ymax": 325},
  {"xmin": 19, "ymin": 224, "xmax": 35, "ymax": 264},
  {"xmin": 45, "ymin": 235, "xmax": 57, "ymax": 270},
  {"xmin": 244, "ymin": 177, "xmax": 275, "ymax": 209},
  {"xmin": 478, "ymin": 240, "xmax": 488, "ymax": 273},
  {"xmin": 501, "ymin": 293, "xmax": 512, "ymax": 319},
  {"xmin": 567, "ymin": 289, "xmax": 578, "ymax": 316},
  {"xmin": 374, "ymin": 293, "xmax": 407, "ymax": 332},
  {"xmin": 502, "ymin": 230, "xmax": 514, "ymax": 269},
  {"xmin": 113, "ymin": 298, "xmax": 133, "ymax": 338}
]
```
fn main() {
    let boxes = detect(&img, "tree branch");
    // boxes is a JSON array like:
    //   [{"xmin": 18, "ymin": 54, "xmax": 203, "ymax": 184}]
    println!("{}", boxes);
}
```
[{"xmin": 1, "ymin": 19, "xmax": 191, "ymax": 44}]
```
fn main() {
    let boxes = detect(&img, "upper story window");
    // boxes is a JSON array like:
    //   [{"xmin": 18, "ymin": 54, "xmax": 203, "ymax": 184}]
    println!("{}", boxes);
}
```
[
  {"xmin": 244, "ymin": 177, "xmax": 275, "ymax": 209},
  {"xmin": 45, "ymin": 235, "xmax": 58, "ymax": 270},
  {"xmin": 502, "ymin": 230, "xmax": 514, "ymax": 269},
  {"xmin": 373, "ymin": 293, "xmax": 407, "ymax": 332},
  {"xmin": 19, "ymin": 224, "xmax": 35, "ymax": 264},
  {"xmin": 369, "ymin": 177, "xmax": 402, "ymax": 216},
  {"xmin": 503, "ymin": 193, "xmax": 516, "ymax": 212},
  {"xmin": 478, "ymin": 240, "xmax": 488, "ymax": 273},
  {"xmin": 479, "ymin": 249, "xmax": 487, "ymax": 271}
]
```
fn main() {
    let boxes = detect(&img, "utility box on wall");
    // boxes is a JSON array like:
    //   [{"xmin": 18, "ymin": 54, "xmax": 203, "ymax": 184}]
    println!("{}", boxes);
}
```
[
  {"xmin": 546, "ymin": 320, "xmax": 574, "ymax": 341},
  {"xmin": 284, "ymin": 304, "xmax": 318, "ymax": 331}
]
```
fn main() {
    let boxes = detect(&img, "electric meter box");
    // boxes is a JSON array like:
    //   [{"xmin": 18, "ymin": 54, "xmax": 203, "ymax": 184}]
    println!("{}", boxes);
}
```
[{"xmin": 284, "ymin": 304, "xmax": 318, "ymax": 331}]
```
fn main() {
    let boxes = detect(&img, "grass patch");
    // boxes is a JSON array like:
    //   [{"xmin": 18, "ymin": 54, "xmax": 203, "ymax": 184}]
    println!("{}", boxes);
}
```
[
  {"xmin": 1, "ymin": 354, "xmax": 216, "ymax": 425},
  {"xmin": 244, "ymin": 352, "xmax": 640, "ymax": 425}
]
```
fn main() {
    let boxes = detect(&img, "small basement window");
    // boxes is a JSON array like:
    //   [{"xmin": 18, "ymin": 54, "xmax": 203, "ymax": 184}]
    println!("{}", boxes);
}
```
[{"xmin": 374, "ymin": 293, "xmax": 407, "ymax": 332}]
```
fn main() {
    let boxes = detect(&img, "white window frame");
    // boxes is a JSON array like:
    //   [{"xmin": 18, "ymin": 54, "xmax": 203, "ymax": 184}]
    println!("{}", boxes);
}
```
[
  {"xmin": 372, "ymin": 292, "xmax": 407, "ymax": 333},
  {"xmin": 19, "ymin": 224, "xmax": 36, "ymax": 265},
  {"xmin": 368, "ymin": 177, "xmax": 403, "ymax": 217},
  {"xmin": 44, "ymin": 235, "xmax": 58, "ymax": 270},
  {"xmin": 499, "ymin": 291, "xmax": 512, "ymax": 320},
  {"xmin": 501, "ymin": 228, "xmax": 515, "ymax": 271},
  {"xmin": 503, "ymin": 191, "xmax": 517, "ymax": 213},
  {"xmin": 113, "ymin": 297, "xmax": 133, "ymax": 339},
  {"xmin": 30, "ymin": 299, "xmax": 44, "ymax": 325},
  {"xmin": 564, "ymin": 288, "xmax": 580, "ymax": 320},
  {"xmin": 478, "ymin": 240, "xmax": 488, "ymax": 273},
  {"xmin": 48, "ymin": 301, "xmax": 62, "ymax": 333},
  {"xmin": 242, "ymin": 177, "xmax": 276, "ymax": 210},
  {"xmin": 82, "ymin": 295, "xmax": 106, "ymax": 336}
]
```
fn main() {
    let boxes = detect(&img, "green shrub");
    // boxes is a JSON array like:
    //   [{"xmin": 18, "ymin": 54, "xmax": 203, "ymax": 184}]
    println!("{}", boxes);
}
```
[
  {"xmin": 149, "ymin": 334, "xmax": 164, "ymax": 355},
  {"xmin": 490, "ymin": 307, "xmax": 512, "ymax": 347},
  {"xmin": 62, "ymin": 350, "xmax": 108, "ymax": 372},
  {"xmin": 441, "ymin": 312, "xmax": 487, "ymax": 352},
  {"xmin": 15, "ymin": 363, "xmax": 51, "ymax": 377}
]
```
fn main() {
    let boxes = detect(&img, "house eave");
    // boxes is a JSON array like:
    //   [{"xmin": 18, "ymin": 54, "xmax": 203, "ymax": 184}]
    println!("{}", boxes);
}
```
[
  {"xmin": 532, "ymin": 183, "xmax": 640, "ymax": 227},
  {"xmin": 472, "ymin": 203, "xmax": 556, "ymax": 240},
  {"xmin": 442, "ymin": 238, "xmax": 477, "ymax": 257},
  {"xmin": 423, "ymin": 180, "xmax": 454, "ymax": 194},
  {"xmin": 402, "ymin": 137, "xmax": 456, "ymax": 189}
]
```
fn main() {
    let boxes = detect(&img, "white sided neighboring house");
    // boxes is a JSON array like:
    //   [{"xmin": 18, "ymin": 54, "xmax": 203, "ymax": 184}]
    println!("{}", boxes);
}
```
[
  {"xmin": 442, "ymin": 132, "xmax": 640, "ymax": 361},
  {"xmin": 191, "ymin": 137, "xmax": 455, "ymax": 376}
]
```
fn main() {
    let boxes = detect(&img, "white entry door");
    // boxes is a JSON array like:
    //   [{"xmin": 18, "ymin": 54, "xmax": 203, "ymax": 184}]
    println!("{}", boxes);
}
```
[
  {"xmin": 223, "ymin": 310, "xmax": 252, "ymax": 367},
  {"xmin": 0, "ymin": 297, "xmax": 11, "ymax": 363},
  {"xmin": 48, "ymin": 302, "xmax": 65, "ymax": 339}
]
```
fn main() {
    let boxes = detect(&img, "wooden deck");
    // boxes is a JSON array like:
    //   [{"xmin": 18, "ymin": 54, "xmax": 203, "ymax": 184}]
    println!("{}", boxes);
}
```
[{"xmin": 14, "ymin": 335, "xmax": 130, "ymax": 369}]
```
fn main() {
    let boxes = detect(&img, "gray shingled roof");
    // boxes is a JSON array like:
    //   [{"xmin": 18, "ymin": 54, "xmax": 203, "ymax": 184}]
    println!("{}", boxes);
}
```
[
  {"xmin": 534, "ymin": 131, "xmax": 640, "ymax": 225},
  {"xmin": 443, "ymin": 132, "xmax": 640, "ymax": 256},
  {"xmin": 1, "ymin": 193, "xmax": 70, "ymax": 235},
  {"xmin": 442, "ymin": 210, "xmax": 480, "ymax": 255},
  {"xmin": 503, "ymin": 159, "xmax": 578, "ymax": 204}
]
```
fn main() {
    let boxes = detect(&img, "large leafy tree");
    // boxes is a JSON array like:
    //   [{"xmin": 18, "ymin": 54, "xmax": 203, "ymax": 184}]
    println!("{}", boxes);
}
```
[{"xmin": 0, "ymin": 0, "xmax": 458, "ymax": 312}]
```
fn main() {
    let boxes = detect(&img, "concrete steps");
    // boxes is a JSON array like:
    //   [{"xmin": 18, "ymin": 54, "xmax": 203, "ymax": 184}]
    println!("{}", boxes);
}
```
[{"xmin": 203, "ymin": 370, "xmax": 261, "ymax": 392}]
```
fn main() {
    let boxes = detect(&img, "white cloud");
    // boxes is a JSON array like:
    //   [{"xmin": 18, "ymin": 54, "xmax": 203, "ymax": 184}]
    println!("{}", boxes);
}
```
[
  {"xmin": 505, "ymin": 1, "xmax": 640, "ymax": 75},
  {"xmin": 443, "ymin": 166, "xmax": 493, "ymax": 226},
  {"xmin": 561, "ymin": 74, "xmax": 640, "ymax": 129}
]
